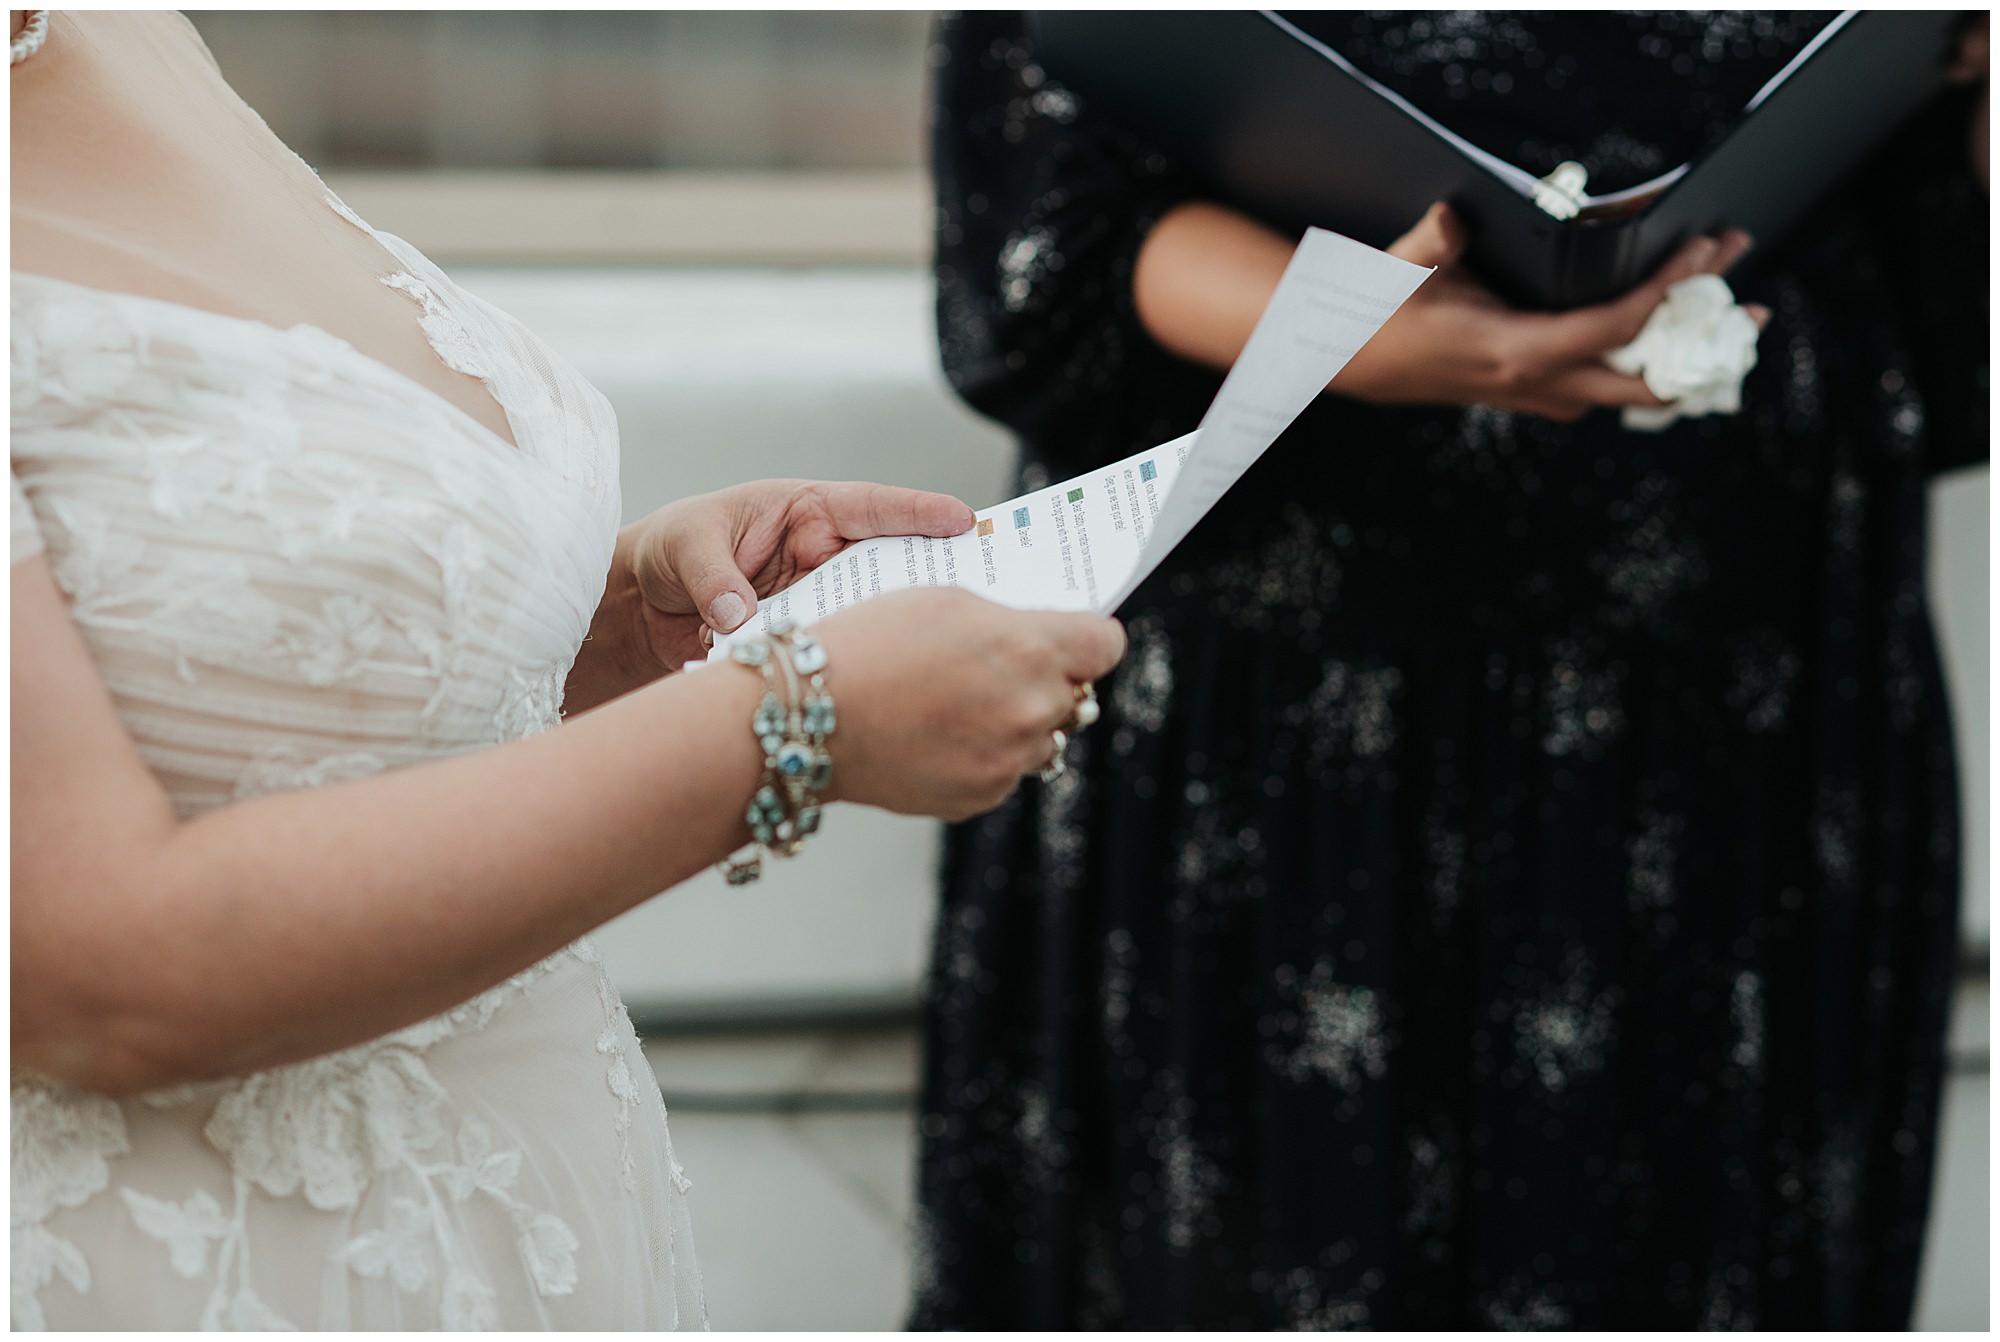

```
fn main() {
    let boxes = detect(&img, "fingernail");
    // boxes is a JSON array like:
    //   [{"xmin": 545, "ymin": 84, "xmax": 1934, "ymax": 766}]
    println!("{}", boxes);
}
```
[
  {"xmin": 708, "ymin": 592, "xmax": 748, "ymax": 632},
  {"xmin": 1687, "ymin": 237, "xmax": 1720, "ymax": 265}
]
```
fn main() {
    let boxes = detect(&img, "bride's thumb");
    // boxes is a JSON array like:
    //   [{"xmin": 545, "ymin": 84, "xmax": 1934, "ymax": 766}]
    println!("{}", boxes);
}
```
[
  {"xmin": 1388, "ymin": 201, "xmax": 1468, "ymax": 271},
  {"xmin": 670, "ymin": 533, "xmax": 759, "ymax": 634}
]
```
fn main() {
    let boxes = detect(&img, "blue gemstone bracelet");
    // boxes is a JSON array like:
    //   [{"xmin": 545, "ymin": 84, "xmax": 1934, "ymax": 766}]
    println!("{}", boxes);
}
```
[{"xmin": 718, "ymin": 618, "xmax": 835, "ymax": 886}]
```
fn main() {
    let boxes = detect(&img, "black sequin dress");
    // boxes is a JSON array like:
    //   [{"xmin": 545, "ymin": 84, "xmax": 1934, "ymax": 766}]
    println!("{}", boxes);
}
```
[{"xmin": 913, "ymin": 11, "xmax": 1987, "ymax": 1330}]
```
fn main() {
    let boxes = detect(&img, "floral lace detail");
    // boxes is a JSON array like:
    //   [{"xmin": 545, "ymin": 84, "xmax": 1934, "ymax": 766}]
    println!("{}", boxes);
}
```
[
  {"xmin": 203, "ymin": 1040, "xmax": 455, "ymax": 1211},
  {"xmin": 11, "ymin": 1082, "xmax": 131, "ymax": 1328},
  {"xmin": 182, "ymin": 944, "xmax": 572, "ymax": 1216},
  {"xmin": 334, "ymin": 1117, "xmax": 581, "ymax": 1321},
  {"xmin": 121, "ymin": 1187, "xmax": 231, "ymax": 1278},
  {"xmin": 315, "ymin": 184, "xmax": 610, "ymax": 502},
  {"xmin": 11, "ymin": 1226, "xmax": 89, "ymax": 1333},
  {"xmin": 10, "ymin": 1081, "xmax": 131, "ymax": 1225},
  {"xmin": 13, "ymin": 275, "xmax": 614, "ymax": 816},
  {"xmin": 232, "ymin": 745, "xmax": 391, "ymax": 800},
  {"xmin": 494, "ymin": 660, "xmax": 572, "ymax": 739},
  {"xmin": 386, "ymin": 946, "xmax": 573, "ymax": 1053},
  {"xmin": 103, "ymin": 951, "xmax": 583, "ymax": 1328},
  {"xmin": 574, "ymin": 938, "xmax": 645, "ymax": 1190},
  {"xmin": 10, "ymin": 293, "xmax": 140, "ymax": 412},
  {"xmin": 119, "ymin": 1177, "xmax": 300, "ymax": 1329},
  {"xmin": 379, "ymin": 272, "xmax": 496, "ymax": 386}
]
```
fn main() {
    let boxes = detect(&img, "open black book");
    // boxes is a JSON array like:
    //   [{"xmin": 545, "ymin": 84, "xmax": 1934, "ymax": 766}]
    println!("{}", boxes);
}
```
[{"xmin": 1028, "ymin": 10, "xmax": 1965, "ymax": 309}]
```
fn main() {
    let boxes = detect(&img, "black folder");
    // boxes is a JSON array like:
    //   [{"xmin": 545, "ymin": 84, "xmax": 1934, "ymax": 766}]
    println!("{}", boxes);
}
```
[{"xmin": 1028, "ymin": 10, "xmax": 1965, "ymax": 309}]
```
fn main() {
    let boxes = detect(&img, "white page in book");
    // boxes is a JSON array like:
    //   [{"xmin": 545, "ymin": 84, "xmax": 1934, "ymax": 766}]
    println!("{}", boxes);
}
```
[{"xmin": 707, "ymin": 225, "xmax": 1429, "ymax": 660}]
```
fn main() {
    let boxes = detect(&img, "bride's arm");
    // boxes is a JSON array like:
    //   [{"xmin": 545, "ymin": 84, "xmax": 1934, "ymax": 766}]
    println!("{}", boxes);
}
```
[
  {"xmin": 13, "ymin": 555, "xmax": 1121, "ymax": 1097},
  {"xmin": 12, "ymin": 553, "xmax": 760, "ymax": 1093}
]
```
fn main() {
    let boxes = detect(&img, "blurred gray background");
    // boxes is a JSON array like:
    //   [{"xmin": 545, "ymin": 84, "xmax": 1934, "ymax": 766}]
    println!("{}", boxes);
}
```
[{"xmin": 188, "ymin": 12, "xmax": 1989, "ymax": 1330}]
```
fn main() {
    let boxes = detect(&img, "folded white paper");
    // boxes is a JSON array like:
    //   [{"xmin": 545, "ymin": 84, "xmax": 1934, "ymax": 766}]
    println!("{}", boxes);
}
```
[{"xmin": 710, "ymin": 227, "xmax": 1430, "ymax": 656}]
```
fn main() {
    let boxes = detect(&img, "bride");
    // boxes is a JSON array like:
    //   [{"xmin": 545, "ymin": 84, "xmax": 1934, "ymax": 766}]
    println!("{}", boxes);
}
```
[{"xmin": 10, "ymin": 10, "xmax": 1125, "ymax": 1329}]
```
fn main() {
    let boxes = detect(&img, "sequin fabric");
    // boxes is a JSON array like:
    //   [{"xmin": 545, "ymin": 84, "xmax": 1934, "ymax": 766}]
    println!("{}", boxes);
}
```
[{"xmin": 914, "ymin": 11, "xmax": 1986, "ymax": 1329}]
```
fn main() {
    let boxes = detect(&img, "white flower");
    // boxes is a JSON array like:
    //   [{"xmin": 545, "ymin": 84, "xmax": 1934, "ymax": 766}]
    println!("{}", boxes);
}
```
[
  {"xmin": 11, "ymin": 1224, "xmax": 90, "ymax": 1330},
  {"xmin": 442, "ymin": 1269, "xmax": 499, "ymax": 1331},
  {"xmin": 120, "ymin": 1187, "xmax": 230, "ymax": 1279},
  {"xmin": 596, "ymin": 1025, "xmax": 641, "ymax": 1109},
  {"xmin": 43, "ymin": 495, "xmax": 147, "ymax": 606},
  {"xmin": 294, "ymin": 594, "xmax": 388, "ymax": 686},
  {"xmin": 146, "ymin": 430, "xmax": 244, "ymax": 522},
  {"xmin": 11, "ymin": 1079, "xmax": 131, "ymax": 1225},
  {"xmin": 203, "ymin": 1042, "xmax": 450, "ymax": 1211},
  {"xmin": 31, "ymin": 299, "xmax": 140, "ymax": 409},
  {"xmin": 439, "ymin": 1120, "xmax": 522, "ymax": 1203},
  {"xmin": 518, "ymin": 1213, "xmax": 580, "ymax": 1297},
  {"xmin": 338, "ymin": 1196, "xmax": 436, "ymax": 1293},
  {"xmin": 11, "ymin": 1081, "xmax": 130, "ymax": 1327},
  {"xmin": 1604, "ymin": 273, "xmax": 1761, "ymax": 431},
  {"xmin": 231, "ymin": 746, "xmax": 390, "ymax": 802}
]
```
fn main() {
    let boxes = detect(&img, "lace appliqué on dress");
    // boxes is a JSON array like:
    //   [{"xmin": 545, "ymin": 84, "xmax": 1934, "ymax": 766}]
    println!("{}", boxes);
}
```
[
  {"xmin": 202, "ymin": 1039, "xmax": 456, "ymax": 1211},
  {"xmin": 334, "ymin": 1117, "xmax": 581, "ymax": 1322},
  {"xmin": 573, "ymin": 938, "xmax": 648, "ymax": 1192},
  {"xmin": 107, "ymin": 951, "xmax": 583, "ymax": 1329},
  {"xmin": 121, "ymin": 1180, "xmax": 299, "ymax": 1330},
  {"xmin": 379, "ymin": 272, "xmax": 496, "ymax": 386},
  {"xmin": 11, "ymin": 1083, "xmax": 130, "ymax": 1328}
]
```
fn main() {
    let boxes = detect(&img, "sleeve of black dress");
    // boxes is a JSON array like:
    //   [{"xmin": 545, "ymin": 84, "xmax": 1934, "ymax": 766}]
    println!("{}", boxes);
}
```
[
  {"xmin": 1853, "ymin": 84, "xmax": 1990, "ymax": 474},
  {"xmin": 929, "ymin": 12, "xmax": 1219, "ymax": 475}
]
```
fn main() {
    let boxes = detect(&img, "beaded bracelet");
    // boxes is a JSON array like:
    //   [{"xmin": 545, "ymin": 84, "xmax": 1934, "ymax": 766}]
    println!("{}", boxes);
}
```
[{"xmin": 718, "ymin": 619, "xmax": 835, "ymax": 887}]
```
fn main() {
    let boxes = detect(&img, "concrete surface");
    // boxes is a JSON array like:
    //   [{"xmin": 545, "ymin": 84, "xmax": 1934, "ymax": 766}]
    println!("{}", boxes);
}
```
[{"xmin": 644, "ymin": 1002, "xmax": 1987, "ymax": 1331}]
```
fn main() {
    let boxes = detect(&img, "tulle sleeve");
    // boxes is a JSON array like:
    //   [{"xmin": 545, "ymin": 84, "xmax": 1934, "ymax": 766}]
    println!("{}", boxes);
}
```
[
  {"xmin": 929, "ymin": 11, "xmax": 1218, "ymax": 474},
  {"xmin": 12, "ymin": 470, "xmax": 43, "ymax": 566}
]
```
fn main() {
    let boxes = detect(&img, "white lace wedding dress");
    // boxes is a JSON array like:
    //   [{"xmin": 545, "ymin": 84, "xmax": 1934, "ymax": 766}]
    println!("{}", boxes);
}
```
[{"xmin": 11, "ymin": 18, "xmax": 705, "ymax": 1330}]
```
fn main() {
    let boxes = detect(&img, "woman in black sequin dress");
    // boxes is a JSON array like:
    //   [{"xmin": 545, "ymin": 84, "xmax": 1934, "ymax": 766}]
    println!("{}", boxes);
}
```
[{"xmin": 912, "ymin": 12, "xmax": 1987, "ymax": 1330}]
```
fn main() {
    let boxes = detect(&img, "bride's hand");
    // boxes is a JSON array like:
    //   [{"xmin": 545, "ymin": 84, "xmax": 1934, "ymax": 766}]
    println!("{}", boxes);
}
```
[
  {"xmin": 624, "ymin": 479, "xmax": 975, "ymax": 672},
  {"xmin": 810, "ymin": 587, "xmax": 1127, "ymax": 820}
]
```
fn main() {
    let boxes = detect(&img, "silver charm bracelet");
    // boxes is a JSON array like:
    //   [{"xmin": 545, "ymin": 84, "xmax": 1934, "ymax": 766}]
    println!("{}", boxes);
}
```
[{"xmin": 718, "ymin": 619, "xmax": 834, "ymax": 886}]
